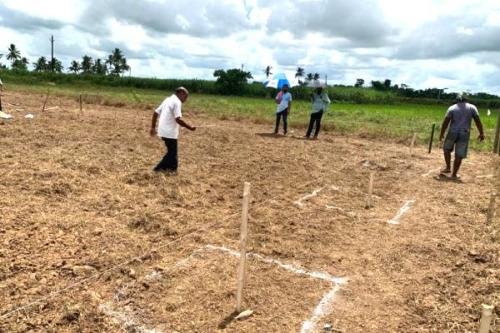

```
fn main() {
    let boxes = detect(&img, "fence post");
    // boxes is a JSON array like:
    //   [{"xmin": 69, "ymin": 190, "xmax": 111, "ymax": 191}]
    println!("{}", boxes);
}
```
[
  {"xmin": 236, "ymin": 182, "xmax": 251, "ymax": 313},
  {"xmin": 429, "ymin": 124, "xmax": 436, "ymax": 154},
  {"xmin": 494, "ymin": 110, "xmax": 500, "ymax": 155}
]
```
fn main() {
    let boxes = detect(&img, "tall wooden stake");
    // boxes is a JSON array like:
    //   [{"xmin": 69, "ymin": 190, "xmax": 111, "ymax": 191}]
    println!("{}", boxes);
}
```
[
  {"xmin": 428, "ymin": 123, "xmax": 436, "ymax": 154},
  {"xmin": 478, "ymin": 304, "xmax": 494, "ymax": 333},
  {"xmin": 494, "ymin": 110, "xmax": 500, "ymax": 155},
  {"xmin": 79, "ymin": 94, "xmax": 83, "ymax": 114},
  {"xmin": 236, "ymin": 182, "xmax": 251, "ymax": 313},
  {"xmin": 486, "ymin": 191, "xmax": 497, "ymax": 224},
  {"xmin": 42, "ymin": 89, "xmax": 50, "ymax": 112},
  {"xmin": 410, "ymin": 133, "xmax": 417, "ymax": 156},
  {"xmin": 366, "ymin": 172, "xmax": 375, "ymax": 209}
]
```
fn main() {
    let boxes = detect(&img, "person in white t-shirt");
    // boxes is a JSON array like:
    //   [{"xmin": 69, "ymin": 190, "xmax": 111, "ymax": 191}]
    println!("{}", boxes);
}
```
[
  {"xmin": 150, "ymin": 87, "xmax": 196, "ymax": 173},
  {"xmin": 274, "ymin": 84, "xmax": 292, "ymax": 135}
]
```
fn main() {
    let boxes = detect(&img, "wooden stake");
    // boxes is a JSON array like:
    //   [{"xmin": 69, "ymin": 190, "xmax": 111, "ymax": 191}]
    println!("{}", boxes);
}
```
[
  {"xmin": 236, "ymin": 182, "xmax": 251, "ymax": 313},
  {"xmin": 493, "ymin": 110, "xmax": 500, "ymax": 155},
  {"xmin": 79, "ymin": 94, "xmax": 83, "ymax": 114},
  {"xmin": 487, "ymin": 191, "xmax": 497, "ymax": 224},
  {"xmin": 478, "ymin": 304, "xmax": 494, "ymax": 333},
  {"xmin": 428, "ymin": 124, "xmax": 436, "ymax": 154},
  {"xmin": 410, "ymin": 133, "xmax": 417, "ymax": 156},
  {"xmin": 42, "ymin": 89, "xmax": 50, "ymax": 112},
  {"xmin": 366, "ymin": 171, "xmax": 375, "ymax": 209}
]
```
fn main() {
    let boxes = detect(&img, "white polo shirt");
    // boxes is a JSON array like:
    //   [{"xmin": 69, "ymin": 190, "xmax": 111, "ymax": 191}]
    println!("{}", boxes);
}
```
[{"xmin": 155, "ymin": 94, "xmax": 182, "ymax": 139}]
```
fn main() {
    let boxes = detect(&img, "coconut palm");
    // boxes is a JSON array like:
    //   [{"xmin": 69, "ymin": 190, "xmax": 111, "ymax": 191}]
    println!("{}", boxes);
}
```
[
  {"xmin": 106, "ymin": 48, "xmax": 129, "ymax": 76},
  {"xmin": 69, "ymin": 60, "xmax": 80, "ymax": 74},
  {"xmin": 49, "ymin": 58, "xmax": 63, "ymax": 73},
  {"xmin": 295, "ymin": 67, "xmax": 305, "ymax": 79},
  {"xmin": 264, "ymin": 65, "xmax": 272, "ymax": 78},
  {"xmin": 81, "ymin": 55, "xmax": 93, "ymax": 74},
  {"xmin": 313, "ymin": 73, "xmax": 320, "ymax": 81},
  {"xmin": 92, "ymin": 59, "xmax": 107, "ymax": 75},
  {"xmin": 7, "ymin": 44, "xmax": 21, "ymax": 64},
  {"xmin": 33, "ymin": 57, "xmax": 49, "ymax": 72}
]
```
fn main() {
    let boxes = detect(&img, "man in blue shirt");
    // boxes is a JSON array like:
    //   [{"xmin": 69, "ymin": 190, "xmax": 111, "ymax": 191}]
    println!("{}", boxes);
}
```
[
  {"xmin": 439, "ymin": 94, "xmax": 485, "ymax": 180},
  {"xmin": 274, "ymin": 84, "xmax": 292, "ymax": 135}
]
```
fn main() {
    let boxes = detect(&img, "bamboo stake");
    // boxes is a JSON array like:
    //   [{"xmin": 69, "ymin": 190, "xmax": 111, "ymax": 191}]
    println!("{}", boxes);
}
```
[
  {"xmin": 478, "ymin": 304, "xmax": 494, "ymax": 333},
  {"xmin": 410, "ymin": 133, "xmax": 417, "ymax": 156},
  {"xmin": 493, "ymin": 110, "xmax": 500, "ymax": 155},
  {"xmin": 42, "ymin": 89, "xmax": 50, "ymax": 112},
  {"xmin": 366, "ymin": 172, "xmax": 375, "ymax": 209},
  {"xmin": 236, "ymin": 182, "xmax": 251, "ymax": 313},
  {"xmin": 486, "ymin": 191, "xmax": 497, "ymax": 224},
  {"xmin": 428, "ymin": 124, "xmax": 436, "ymax": 154}
]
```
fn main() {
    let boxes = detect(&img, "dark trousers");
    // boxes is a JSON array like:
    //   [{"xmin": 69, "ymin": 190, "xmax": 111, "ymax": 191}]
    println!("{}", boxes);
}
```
[
  {"xmin": 274, "ymin": 109, "xmax": 288, "ymax": 134},
  {"xmin": 154, "ymin": 138, "xmax": 178, "ymax": 171},
  {"xmin": 306, "ymin": 111, "xmax": 324, "ymax": 137}
]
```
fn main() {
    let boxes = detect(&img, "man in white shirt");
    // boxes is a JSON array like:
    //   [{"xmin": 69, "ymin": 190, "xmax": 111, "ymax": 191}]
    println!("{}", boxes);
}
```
[{"xmin": 150, "ymin": 87, "xmax": 196, "ymax": 173}]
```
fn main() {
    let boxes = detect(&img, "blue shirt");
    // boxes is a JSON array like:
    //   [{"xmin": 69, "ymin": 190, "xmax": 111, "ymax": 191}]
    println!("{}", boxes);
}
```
[{"xmin": 276, "ymin": 92, "xmax": 292, "ymax": 113}]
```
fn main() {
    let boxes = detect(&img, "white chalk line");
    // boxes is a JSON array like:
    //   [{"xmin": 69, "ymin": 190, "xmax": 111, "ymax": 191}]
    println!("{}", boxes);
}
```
[
  {"xmin": 204, "ymin": 245, "xmax": 346, "ymax": 333},
  {"xmin": 99, "ymin": 302, "xmax": 164, "ymax": 333},
  {"xmin": 476, "ymin": 174, "xmax": 493, "ymax": 179},
  {"xmin": 294, "ymin": 187, "xmax": 325, "ymax": 208},
  {"xmin": 205, "ymin": 245, "xmax": 346, "ymax": 284},
  {"xmin": 300, "ymin": 285, "xmax": 341, "ymax": 333},
  {"xmin": 422, "ymin": 168, "xmax": 441, "ymax": 177},
  {"xmin": 103, "ymin": 244, "xmax": 346, "ymax": 333},
  {"xmin": 294, "ymin": 185, "xmax": 341, "ymax": 209},
  {"xmin": 388, "ymin": 200, "xmax": 415, "ymax": 225}
]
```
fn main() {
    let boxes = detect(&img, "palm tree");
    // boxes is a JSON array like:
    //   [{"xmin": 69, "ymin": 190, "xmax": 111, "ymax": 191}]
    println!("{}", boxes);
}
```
[
  {"xmin": 92, "ymin": 59, "xmax": 106, "ymax": 75},
  {"xmin": 81, "ymin": 55, "xmax": 93, "ymax": 74},
  {"xmin": 69, "ymin": 60, "xmax": 80, "ymax": 74},
  {"xmin": 313, "ymin": 73, "xmax": 320, "ymax": 81},
  {"xmin": 264, "ymin": 65, "xmax": 272, "ymax": 78},
  {"xmin": 306, "ymin": 73, "xmax": 314, "ymax": 82},
  {"xmin": 106, "ymin": 48, "xmax": 130, "ymax": 76},
  {"xmin": 295, "ymin": 67, "xmax": 305, "ymax": 79},
  {"xmin": 49, "ymin": 58, "xmax": 63, "ymax": 73},
  {"xmin": 33, "ymin": 57, "xmax": 48, "ymax": 72},
  {"xmin": 7, "ymin": 44, "xmax": 21, "ymax": 63}
]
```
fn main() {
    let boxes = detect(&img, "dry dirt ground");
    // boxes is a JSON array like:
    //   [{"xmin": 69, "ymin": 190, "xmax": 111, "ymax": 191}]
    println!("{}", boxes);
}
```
[{"xmin": 0, "ymin": 90, "xmax": 499, "ymax": 333}]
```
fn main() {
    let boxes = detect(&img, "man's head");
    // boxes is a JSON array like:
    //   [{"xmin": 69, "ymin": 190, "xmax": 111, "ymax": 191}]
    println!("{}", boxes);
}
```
[
  {"xmin": 175, "ymin": 87, "xmax": 189, "ymax": 103},
  {"xmin": 282, "ymin": 84, "xmax": 289, "ymax": 92},
  {"xmin": 315, "ymin": 87, "xmax": 323, "ymax": 94},
  {"xmin": 456, "ymin": 92, "xmax": 468, "ymax": 103}
]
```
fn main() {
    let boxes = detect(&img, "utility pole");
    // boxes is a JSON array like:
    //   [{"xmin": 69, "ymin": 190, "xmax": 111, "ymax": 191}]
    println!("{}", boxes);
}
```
[
  {"xmin": 50, "ymin": 35, "xmax": 55, "ymax": 72},
  {"xmin": 325, "ymin": 74, "xmax": 328, "ymax": 85}
]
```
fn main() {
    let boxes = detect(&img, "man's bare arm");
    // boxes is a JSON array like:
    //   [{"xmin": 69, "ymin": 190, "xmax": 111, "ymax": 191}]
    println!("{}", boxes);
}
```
[
  {"xmin": 176, "ymin": 117, "xmax": 196, "ymax": 131},
  {"xmin": 150, "ymin": 112, "xmax": 159, "ymax": 136},
  {"xmin": 439, "ymin": 117, "xmax": 451, "ymax": 141},
  {"xmin": 473, "ymin": 116, "xmax": 485, "ymax": 141}
]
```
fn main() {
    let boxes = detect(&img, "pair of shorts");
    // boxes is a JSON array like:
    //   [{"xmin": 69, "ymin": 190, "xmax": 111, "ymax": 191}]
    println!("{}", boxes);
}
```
[{"xmin": 443, "ymin": 130, "xmax": 470, "ymax": 158}]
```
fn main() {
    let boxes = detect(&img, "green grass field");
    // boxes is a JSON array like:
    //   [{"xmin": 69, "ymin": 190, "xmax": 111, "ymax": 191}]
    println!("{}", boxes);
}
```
[{"xmin": 7, "ymin": 82, "xmax": 499, "ymax": 151}]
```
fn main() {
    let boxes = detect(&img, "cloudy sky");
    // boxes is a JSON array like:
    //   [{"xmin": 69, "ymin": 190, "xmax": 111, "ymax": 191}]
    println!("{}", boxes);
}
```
[{"xmin": 1, "ymin": 0, "xmax": 499, "ymax": 93}]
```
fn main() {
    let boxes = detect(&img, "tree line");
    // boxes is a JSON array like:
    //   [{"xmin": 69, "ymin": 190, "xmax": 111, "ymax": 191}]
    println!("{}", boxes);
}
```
[{"xmin": 0, "ymin": 44, "xmax": 130, "ymax": 76}]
